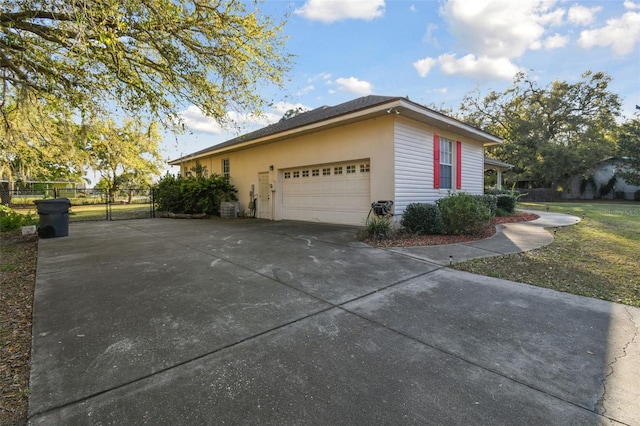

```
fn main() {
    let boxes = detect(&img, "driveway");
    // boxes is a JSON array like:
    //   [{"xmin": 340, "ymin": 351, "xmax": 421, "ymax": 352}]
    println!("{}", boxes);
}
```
[{"xmin": 29, "ymin": 218, "xmax": 639, "ymax": 425}]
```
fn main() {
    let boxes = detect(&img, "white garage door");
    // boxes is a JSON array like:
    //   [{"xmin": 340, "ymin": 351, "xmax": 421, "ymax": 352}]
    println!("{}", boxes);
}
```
[{"xmin": 282, "ymin": 161, "xmax": 371, "ymax": 225}]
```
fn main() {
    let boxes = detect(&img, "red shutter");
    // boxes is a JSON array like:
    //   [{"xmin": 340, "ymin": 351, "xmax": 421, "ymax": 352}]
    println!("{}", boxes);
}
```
[
  {"xmin": 456, "ymin": 141, "xmax": 462, "ymax": 190},
  {"xmin": 433, "ymin": 134, "xmax": 440, "ymax": 189}
]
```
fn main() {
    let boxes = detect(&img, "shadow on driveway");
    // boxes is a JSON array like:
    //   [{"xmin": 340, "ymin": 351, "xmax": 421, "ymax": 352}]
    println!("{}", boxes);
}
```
[{"xmin": 29, "ymin": 218, "xmax": 639, "ymax": 425}]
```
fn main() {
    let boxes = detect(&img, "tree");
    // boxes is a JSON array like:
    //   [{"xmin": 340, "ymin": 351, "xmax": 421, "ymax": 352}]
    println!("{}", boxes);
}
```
[
  {"xmin": 0, "ymin": 93, "xmax": 87, "ymax": 184},
  {"xmin": 617, "ymin": 114, "xmax": 640, "ymax": 186},
  {"xmin": 460, "ymin": 71, "xmax": 621, "ymax": 190},
  {"xmin": 1, "ymin": 0, "xmax": 291, "ymax": 129},
  {"xmin": 87, "ymin": 119, "xmax": 163, "ymax": 202}
]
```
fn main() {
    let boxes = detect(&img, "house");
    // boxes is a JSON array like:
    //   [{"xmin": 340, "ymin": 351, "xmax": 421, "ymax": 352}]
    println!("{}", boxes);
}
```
[
  {"xmin": 567, "ymin": 157, "xmax": 640, "ymax": 200},
  {"xmin": 169, "ymin": 95, "xmax": 502, "ymax": 226}
]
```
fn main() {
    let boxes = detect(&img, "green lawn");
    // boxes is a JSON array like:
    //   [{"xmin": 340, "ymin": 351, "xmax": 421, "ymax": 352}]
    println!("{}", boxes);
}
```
[
  {"xmin": 453, "ymin": 201, "xmax": 640, "ymax": 307},
  {"xmin": 13, "ymin": 203, "xmax": 153, "ymax": 221}
]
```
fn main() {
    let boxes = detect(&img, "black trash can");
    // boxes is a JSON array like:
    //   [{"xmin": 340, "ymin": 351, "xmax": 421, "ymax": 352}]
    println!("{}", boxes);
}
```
[{"xmin": 34, "ymin": 198, "xmax": 71, "ymax": 238}]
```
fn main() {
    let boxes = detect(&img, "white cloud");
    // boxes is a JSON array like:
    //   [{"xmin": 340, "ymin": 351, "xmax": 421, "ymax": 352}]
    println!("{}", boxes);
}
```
[
  {"xmin": 296, "ymin": 85, "xmax": 315, "ymax": 96},
  {"xmin": 179, "ymin": 105, "xmax": 224, "ymax": 135},
  {"xmin": 307, "ymin": 72, "xmax": 332, "ymax": 83},
  {"xmin": 441, "ymin": 0, "xmax": 565, "ymax": 58},
  {"xmin": 543, "ymin": 33, "xmax": 568, "ymax": 49},
  {"xmin": 422, "ymin": 23, "xmax": 439, "ymax": 45},
  {"xmin": 438, "ymin": 54, "xmax": 521, "ymax": 81},
  {"xmin": 578, "ymin": 11, "xmax": 640, "ymax": 55},
  {"xmin": 335, "ymin": 77, "xmax": 373, "ymax": 96},
  {"xmin": 295, "ymin": 0, "xmax": 385, "ymax": 23},
  {"xmin": 414, "ymin": 54, "xmax": 520, "ymax": 81},
  {"xmin": 624, "ymin": 1, "xmax": 640, "ymax": 10},
  {"xmin": 179, "ymin": 102, "xmax": 311, "ymax": 135},
  {"xmin": 567, "ymin": 5, "xmax": 601, "ymax": 26},
  {"xmin": 413, "ymin": 57, "xmax": 438, "ymax": 77}
]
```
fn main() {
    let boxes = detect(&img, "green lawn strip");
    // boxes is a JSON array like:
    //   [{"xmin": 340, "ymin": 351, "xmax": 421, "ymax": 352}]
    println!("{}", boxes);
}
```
[
  {"xmin": 453, "ymin": 201, "xmax": 640, "ymax": 307},
  {"xmin": 13, "ymin": 203, "xmax": 152, "ymax": 221}
]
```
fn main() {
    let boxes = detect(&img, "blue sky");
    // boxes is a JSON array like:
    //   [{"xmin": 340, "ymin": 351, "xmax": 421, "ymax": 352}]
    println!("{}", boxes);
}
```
[{"xmin": 164, "ymin": 0, "xmax": 640, "ymax": 168}]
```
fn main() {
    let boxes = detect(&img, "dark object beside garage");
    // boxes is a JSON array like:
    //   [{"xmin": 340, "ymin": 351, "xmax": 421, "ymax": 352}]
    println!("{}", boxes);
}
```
[{"xmin": 34, "ymin": 198, "xmax": 71, "ymax": 238}]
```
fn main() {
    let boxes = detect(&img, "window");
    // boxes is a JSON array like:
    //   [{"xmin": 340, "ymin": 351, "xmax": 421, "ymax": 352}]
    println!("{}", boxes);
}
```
[
  {"xmin": 334, "ymin": 166, "xmax": 343, "ymax": 175},
  {"xmin": 284, "ymin": 171, "xmax": 291, "ymax": 179},
  {"xmin": 222, "ymin": 158, "xmax": 230, "ymax": 179},
  {"xmin": 360, "ymin": 163, "xmax": 370, "ymax": 173},
  {"xmin": 346, "ymin": 165, "xmax": 356, "ymax": 174},
  {"xmin": 302, "ymin": 170, "xmax": 309, "ymax": 177},
  {"xmin": 323, "ymin": 168, "xmax": 331, "ymax": 176},
  {"xmin": 293, "ymin": 171, "xmax": 300, "ymax": 178},
  {"xmin": 439, "ymin": 138, "xmax": 453, "ymax": 189},
  {"xmin": 312, "ymin": 169, "xmax": 320, "ymax": 176}
]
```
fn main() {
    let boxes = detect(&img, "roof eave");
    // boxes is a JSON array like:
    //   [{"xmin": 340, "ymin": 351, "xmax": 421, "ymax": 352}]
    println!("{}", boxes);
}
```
[{"xmin": 168, "ymin": 97, "xmax": 502, "ymax": 165}]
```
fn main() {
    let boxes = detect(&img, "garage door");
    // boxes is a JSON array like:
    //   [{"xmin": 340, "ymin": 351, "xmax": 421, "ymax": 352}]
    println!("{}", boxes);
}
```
[{"xmin": 282, "ymin": 161, "xmax": 371, "ymax": 225}]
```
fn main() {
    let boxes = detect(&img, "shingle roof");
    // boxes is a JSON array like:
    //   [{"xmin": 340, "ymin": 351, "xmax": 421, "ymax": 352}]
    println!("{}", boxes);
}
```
[{"xmin": 171, "ymin": 95, "xmax": 403, "ymax": 162}]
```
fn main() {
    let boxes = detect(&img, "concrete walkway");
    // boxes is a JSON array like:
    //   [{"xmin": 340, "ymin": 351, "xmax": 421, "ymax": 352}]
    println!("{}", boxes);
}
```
[
  {"xmin": 28, "ymin": 212, "xmax": 639, "ymax": 425},
  {"xmin": 388, "ymin": 210, "xmax": 582, "ymax": 265}
]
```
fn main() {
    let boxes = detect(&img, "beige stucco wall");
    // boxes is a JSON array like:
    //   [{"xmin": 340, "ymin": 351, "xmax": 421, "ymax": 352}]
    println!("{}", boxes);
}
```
[{"xmin": 177, "ymin": 115, "xmax": 396, "ymax": 220}]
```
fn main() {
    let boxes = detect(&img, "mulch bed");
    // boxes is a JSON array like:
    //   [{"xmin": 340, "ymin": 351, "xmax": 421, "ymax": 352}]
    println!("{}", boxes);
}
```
[
  {"xmin": 1, "ymin": 233, "xmax": 38, "ymax": 426},
  {"xmin": 364, "ymin": 211, "xmax": 540, "ymax": 248}
]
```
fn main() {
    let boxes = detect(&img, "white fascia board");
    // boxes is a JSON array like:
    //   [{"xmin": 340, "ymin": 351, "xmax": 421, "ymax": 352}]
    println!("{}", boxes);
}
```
[{"xmin": 393, "ymin": 99, "xmax": 502, "ymax": 146}]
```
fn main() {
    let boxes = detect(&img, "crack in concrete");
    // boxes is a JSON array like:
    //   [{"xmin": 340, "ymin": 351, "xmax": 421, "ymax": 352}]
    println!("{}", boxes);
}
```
[{"xmin": 596, "ymin": 306, "xmax": 638, "ymax": 419}]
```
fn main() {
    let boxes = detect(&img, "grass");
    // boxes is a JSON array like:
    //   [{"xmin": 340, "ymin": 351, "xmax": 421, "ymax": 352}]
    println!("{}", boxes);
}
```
[
  {"xmin": 453, "ymin": 201, "xmax": 640, "ymax": 307},
  {"xmin": 13, "ymin": 203, "xmax": 154, "ymax": 222}
]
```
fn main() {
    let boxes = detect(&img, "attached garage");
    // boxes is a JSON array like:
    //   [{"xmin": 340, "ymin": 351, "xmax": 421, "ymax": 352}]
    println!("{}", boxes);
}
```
[
  {"xmin": 169, "ymin": 95, "xmax": 502, "ymax": 226},
  {"xmin": 282, "ymin": 160, "xmax": 371, "ymax": 225}
]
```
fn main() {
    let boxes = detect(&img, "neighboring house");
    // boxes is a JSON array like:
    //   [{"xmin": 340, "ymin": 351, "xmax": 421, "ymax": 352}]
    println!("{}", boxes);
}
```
[
  {"xmin": 169, "ymin": 95, "xmax": 502, "ymax": 225},
  {"xmin": 567, "ymin": 157, "xmax": 640, "ymax": 200}
]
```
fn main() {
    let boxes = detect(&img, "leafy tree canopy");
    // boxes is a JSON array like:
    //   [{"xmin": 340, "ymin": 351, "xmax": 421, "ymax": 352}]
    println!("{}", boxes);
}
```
[
  {"xmin": 1, "ymin": 0, "xmax": 291, "ymax": 128},
  {"xmin": 0, "ymin": 93, "xmax": 88, "ymax": 183},
  {"xmin": 617, "ymin": 113, "xmax": 640, "ymax": 186},
  {"xmin": 87, "ymin": 118, "xmax": 163, "ymax": 199},
  {"xmin": 460, "ymin": 71, "xmax": 621, "ymax": 189}
]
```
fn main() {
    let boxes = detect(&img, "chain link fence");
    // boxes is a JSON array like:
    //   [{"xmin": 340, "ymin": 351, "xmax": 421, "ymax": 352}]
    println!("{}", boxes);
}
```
[{"xmin": 1, "ymin": 187, "xmax": 155, "ymax": 221}]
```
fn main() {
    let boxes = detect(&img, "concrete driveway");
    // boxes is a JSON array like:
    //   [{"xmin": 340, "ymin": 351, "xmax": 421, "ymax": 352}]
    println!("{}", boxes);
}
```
[{"xmin": 29, "ymin": 218, "xmax": 639, "ymax": 425}]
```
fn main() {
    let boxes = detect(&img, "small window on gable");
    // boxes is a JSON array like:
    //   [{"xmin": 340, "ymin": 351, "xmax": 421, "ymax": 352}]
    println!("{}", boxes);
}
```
[
  {"xmin": 302, "ymin": 170, "xmax": 309, "ymax": 177},
  {"xmin": 312, "ymin": 169, "xmax": 320, "ymax": 176},
  {"xmin": 323, "ymin": 168, "xmax": 331, "ymax": 176},
  {"xmin": 222, "ymin": 158, "xmax": 230, "ymax": 179},
  {"xmin": 334, "ymin": 166, "xmax": 343, "ymax": 175},
  {"xmin": 346, "ymin": 165, "xmax": 356, "ymax": 174},
  {"xmin": 360, "ymin": 163, "xmax": 370, "ymax": 173},
  {"xmin": 284, "ymin": 171, "xmax": 291, "ymax": 179},
  {"xmin": 293, "ymin": 171, "xmax": 300, "ymax": 178}
]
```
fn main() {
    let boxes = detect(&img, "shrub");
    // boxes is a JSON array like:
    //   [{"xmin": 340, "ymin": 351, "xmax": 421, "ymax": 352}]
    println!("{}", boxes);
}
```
[
  {"xmin": 474, "ymin": 194, "xmax": 497, "ymax": 217},
  {"xmin": 362, "ymin": 216, "xmax": 393, "ymax": 240},
  {"xmin": 0, "ymin": 205, "xmax": 38, "ymax": 232},
  {"xmin": 400, "ymin": 203, "xmax": 444, "ymax": 235},
  {"xmin": 635, "ymin": 190, "xmax": 640, "ymax": 202},
  {"xmin": 495, "ymin": 194, "xmax": 517, "ymax": 215},
  {"xmin": 155, "ymin": 173, "xmax": 238, "ymax": 215},
  {"xmin": 437, "ymin": 192, "xmax": 492, "ymax": 236}
]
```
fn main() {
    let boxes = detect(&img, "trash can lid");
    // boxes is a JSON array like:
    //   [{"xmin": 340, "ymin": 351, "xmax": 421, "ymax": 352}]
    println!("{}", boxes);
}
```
[
  {"xmin": 34, "ymin": 198, "xmax": 71, "ymax": 213},
  {"xmin": 34, "ymin": 198, "xmax": 71, "ymax": 205}
]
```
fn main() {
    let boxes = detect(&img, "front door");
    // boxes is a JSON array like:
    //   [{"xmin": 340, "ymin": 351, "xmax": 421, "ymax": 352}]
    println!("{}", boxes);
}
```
[{"xmin": 258, "ymin": 172, "xmax": 271, "ymax": 219}]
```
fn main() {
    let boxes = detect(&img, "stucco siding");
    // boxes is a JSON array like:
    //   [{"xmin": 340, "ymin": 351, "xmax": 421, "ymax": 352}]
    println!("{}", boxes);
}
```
[{"xmin": 177, "ymin": 116, "xmax": 396, "ymax": 223}]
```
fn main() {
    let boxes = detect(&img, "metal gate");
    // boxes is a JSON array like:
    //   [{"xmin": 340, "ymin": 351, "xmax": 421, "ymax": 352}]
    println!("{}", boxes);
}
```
[{"xmin": 2, "ymin": 186, "xmax": 155, "ymax": 221}]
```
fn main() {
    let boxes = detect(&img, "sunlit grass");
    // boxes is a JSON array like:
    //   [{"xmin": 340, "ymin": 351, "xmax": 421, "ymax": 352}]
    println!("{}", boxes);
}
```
[
  {"xmin": 13, "ymin": 203, "xmax": 153, "ymax": 221},
  {"xmin": 453, "ymin": 201, "xmax": 640, "ymax": 307}
]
